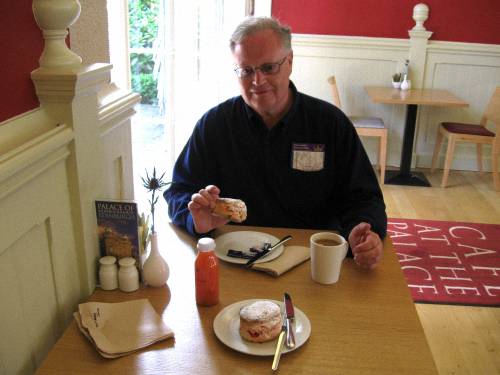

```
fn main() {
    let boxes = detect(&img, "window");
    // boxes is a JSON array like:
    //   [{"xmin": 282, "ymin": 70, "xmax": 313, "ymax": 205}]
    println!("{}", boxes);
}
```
[{"xmin": 108, "ymin": 0, "xmax": 270, "ymax": 217}]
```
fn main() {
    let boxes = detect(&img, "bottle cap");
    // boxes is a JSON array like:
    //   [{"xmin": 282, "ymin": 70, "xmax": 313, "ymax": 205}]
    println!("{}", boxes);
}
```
[
  {"xmin": 197, "ymin": 237, "xmax": 216, "ymax": 252},
  {"xmin": 118, "ymin": 257, "xmax": 136, "ymax": 267},
  {"xmin": 99, "ymin": 255, "xmax": 117, "ymax": 265}
]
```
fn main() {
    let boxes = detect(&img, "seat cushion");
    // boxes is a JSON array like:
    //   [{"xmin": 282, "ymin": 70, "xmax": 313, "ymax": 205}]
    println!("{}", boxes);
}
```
[
  {"xmin": 350, "ymin": 116, "xmax": 385, "ymax": 129},
  {"xmin": 442, "ymin": 122, "xmax": 495, "ymax": 137}
]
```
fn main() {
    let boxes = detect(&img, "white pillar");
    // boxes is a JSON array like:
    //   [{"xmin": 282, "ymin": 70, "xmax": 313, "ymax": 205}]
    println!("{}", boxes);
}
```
[
  {"xmin": 32, "ymin": 0, "xmax": 83, "ymax": 68},
  {"xmin": 408, "ymin": 4, "xmax": 433, "ymax": 89},
  {"xmin": 31, "ymin": 1, "xmax": 141, "ymax": 294},
  {"xmin": 412, "ymin": 3, "xmax": 430, "ymax": 31}
]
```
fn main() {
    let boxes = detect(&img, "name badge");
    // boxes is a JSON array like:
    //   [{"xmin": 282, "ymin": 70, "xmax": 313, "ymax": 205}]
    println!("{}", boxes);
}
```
[{"xmin": 292, "ymin": 143, "xmax": 325, "ymax": 171}]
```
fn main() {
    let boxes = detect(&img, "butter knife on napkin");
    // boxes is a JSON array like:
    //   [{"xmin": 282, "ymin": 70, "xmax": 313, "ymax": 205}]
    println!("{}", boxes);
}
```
[{"xmin": 246, "ymin": 235, "xmax": 292, "ymax": 268}]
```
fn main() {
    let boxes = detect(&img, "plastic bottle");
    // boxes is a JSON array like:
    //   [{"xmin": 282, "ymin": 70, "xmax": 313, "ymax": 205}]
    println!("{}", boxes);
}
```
[{"xmin": 195, "ymin": 237, "xmax": 219, "ymax": 306}]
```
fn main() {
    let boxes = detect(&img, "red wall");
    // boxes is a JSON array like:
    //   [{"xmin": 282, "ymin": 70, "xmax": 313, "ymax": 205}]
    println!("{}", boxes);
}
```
[
  {"xmin": 0, "ymin": 0, "xmax": 42, "ymax": 123},
  {"xmin": 272, "ymin": 0, "xmax": 500, "ymax": 44},
  {"xmin": 1, "ymin": 1, "xmax": 499, "ymax": 124}
]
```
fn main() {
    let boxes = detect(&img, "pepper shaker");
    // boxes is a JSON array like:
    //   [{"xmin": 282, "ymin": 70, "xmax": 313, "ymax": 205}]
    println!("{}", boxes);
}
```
[
  {"xmin": 99, "ymin": 256, "xmax": 118, "ymax": 290},
  {"xmin": 118, "ymin": 257, "xmax": 139, "ymax": 292}
]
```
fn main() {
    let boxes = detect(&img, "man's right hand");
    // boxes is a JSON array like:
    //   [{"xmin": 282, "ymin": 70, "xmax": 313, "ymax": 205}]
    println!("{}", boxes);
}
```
[{"xmin": 188, "ymin": 185, "xmax": 228, "ymax": 234}]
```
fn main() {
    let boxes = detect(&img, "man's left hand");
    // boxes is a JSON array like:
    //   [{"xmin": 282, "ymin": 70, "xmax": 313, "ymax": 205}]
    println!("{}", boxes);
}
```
[{"xmin": 348, "ymin": 222, "xmax": 383, "ymax": 269}]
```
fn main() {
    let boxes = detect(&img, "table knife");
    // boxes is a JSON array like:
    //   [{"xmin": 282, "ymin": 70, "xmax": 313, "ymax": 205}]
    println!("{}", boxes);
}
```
[
  {"xmin": 271, "ymin": 311, "xmax": 287, "ymax": 371},
  {"xmin": 245, "ymin": 235, "xmax": 292, "ymax": 268},
  {"xmin": 284, "ymin": 292, "xmax": 296, "ymax": 348}
]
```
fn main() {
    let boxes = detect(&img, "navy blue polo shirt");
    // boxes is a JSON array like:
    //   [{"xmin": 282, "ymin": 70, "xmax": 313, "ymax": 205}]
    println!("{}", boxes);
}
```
[{"xmin": 164, "ymin": 82, "xmax": 386, "ymax": 242}]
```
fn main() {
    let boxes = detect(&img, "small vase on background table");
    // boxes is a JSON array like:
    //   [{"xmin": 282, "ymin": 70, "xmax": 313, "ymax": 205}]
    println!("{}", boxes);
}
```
[
  {"xmin": 400, "ymin": 74, "xmax": 411, "ymax": 91},
  {"xmin": 142, "ymin": 231, "xmax": 169, "ymax": 287}
]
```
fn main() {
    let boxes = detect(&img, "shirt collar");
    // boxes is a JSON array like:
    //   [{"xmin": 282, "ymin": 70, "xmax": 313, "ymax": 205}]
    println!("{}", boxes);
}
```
[{"xmin": 242, "ymin": 81, "xmax": 299, "ymax": 132}]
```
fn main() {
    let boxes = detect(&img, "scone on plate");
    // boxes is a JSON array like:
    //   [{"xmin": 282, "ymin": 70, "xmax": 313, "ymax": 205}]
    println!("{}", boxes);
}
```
[
  {"xmin": 212, "ymin": 198, "xmax": 247, "ymax": 223},
  {"xmin": 239, "ymin": 300, "xmax": 282, "ymax": 343}
]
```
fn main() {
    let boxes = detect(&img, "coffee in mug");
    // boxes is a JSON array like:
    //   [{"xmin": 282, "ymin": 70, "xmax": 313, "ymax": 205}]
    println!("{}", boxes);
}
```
[
  {"xmin": 310, "ymin": 232, "xmax": 348, "ymax": 284},
  {"xmin": 315, "ymin": 239, "xmax": 341, "ymax": 247}
]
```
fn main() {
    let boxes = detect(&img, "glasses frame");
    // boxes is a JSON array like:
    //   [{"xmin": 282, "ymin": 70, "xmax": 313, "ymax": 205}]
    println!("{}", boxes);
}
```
[{"xmin": 234, "ymin": 55, "xmax": 289, "ymax": 79}]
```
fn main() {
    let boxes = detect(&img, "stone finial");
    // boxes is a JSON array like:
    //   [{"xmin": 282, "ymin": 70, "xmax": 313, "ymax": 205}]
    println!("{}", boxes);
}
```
[
  {"xmin": 412, "ymin": 3, "xmax": 429, "ymax": 31},
  {"xmin": 32, "ymin": 0, "xmax": 83, "ymax": 68}
]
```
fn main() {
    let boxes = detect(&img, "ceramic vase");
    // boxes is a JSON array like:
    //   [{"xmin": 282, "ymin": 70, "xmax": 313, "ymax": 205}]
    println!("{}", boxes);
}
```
[
  {"xmin": 400, "ymin": 74, "xmax": 411, "ymax": 91},
  {"xmin": 142, "ymin": 232, "xmax": 169, "ymax": 287}
]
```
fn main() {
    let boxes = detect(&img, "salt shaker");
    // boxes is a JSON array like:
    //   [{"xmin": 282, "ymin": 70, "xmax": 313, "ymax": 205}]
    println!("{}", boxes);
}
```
[
  {"xmin": 118, "ymin": 257, "xmax": 139, "ymax": 292},
  {"xmin": 99, "ymin": 255, "xmax": 118, "ymax": 290}
]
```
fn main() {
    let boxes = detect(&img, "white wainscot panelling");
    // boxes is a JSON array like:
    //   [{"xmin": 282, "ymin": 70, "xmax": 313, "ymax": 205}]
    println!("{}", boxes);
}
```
[
  {"xmin": 290, "ymin": 34, "xmax": 410, "ymax": 167},
  {"xmin": 0, "ymin": 122, "xmax": 82, "ymax": 374},
  {"xmin": 290, "ymin": 35, "xmax": 500, "ymax": 171},
  {"xmin": 100, "ymin": 122, "xmax": 134, "ymax": 200},
  {"xmin": 416, "ymin": 42, "xmax": 500, "ymax": 170},
  {"xmin": 98, "ymin": 84, "xmax": 140, "ymax": 201},
  {"xmin": 0, "ymin": 222, "xmax": 59, "ymax": 374}
]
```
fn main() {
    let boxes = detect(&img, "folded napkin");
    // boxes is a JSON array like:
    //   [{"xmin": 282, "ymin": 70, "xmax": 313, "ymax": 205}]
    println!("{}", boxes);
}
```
[
  {"xmin": 250, "ymin": 245, "xmax": 310, "ymax": 277},
  {"xmin": 74, "ymin": 298, "xmax": 174, "ymax": 358}
]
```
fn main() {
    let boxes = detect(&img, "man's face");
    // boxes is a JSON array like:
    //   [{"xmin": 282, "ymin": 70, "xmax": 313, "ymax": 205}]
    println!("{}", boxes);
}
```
[{"xmin": 232, "ymin": 29, "xmax": 293, "ymax": 120}]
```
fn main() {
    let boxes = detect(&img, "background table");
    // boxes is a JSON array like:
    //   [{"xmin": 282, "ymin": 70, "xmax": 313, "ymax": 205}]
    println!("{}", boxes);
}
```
[
  {"xmin": 365, "ymin": 87, "xmax": 468, "ymax": 186},
  {"xmin": 36, "ymin": 224, "xmax": 438, "ymax": 374}
]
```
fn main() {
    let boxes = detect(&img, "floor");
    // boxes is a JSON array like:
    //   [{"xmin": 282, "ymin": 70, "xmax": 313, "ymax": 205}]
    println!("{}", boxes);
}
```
[{"xmin": 382, "ymin": 168, "xmax": 500, "ymax": 375}]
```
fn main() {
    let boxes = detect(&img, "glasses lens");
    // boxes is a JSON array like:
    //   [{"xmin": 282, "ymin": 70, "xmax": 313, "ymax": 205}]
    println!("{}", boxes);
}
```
[
  {"xmin": 235, "ymin": 56, "xmax": 287, "ymax": 78},
  {"xmin": 235, "ymin": 67, "xmax": 254, "ymax": 78},
  {"xmin": 260, "ymin": 63, "xmax": 278, "ymax": 75}
]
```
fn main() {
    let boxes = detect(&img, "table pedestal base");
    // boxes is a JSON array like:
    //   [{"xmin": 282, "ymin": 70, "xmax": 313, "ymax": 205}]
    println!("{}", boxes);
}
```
[{"xmin": 384, "ymin": 170, "xmax": 431, "ymax": 187}]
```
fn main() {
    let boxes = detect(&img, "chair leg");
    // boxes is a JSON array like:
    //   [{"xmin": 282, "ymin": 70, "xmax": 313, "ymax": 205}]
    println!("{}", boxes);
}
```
[
  {"xmin": 442, "ymin": 135, "xmax": 456, "ymax": 188},
  {"xmin": 379, "ymin": 133, "xmax": 387, "ymax": 184},
  {"xmin": 492, "ymin": 142, "xmax": 499, "ymax": 191},
  {"xmin": 476, "ymin": 144, "xmax": 483, "ymax": 174},
  {"xmin": 431, "ymin": 129, "xmax": 443, "ymax": 173}
]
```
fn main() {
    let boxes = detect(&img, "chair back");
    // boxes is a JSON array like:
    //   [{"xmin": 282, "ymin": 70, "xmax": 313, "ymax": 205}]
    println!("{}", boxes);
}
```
[
  {"xmin": 482, "ymin": 86, "xmax": 500, "ymax": 128},
  {"xmin": 327, "ymin": 76, "xmax": 342, "ymax": 108}
]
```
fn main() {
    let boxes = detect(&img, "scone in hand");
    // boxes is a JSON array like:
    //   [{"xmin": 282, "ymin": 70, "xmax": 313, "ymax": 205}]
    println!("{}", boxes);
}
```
[{"xmin": 212, "ymin": 197, "xmax": 247, "ymax": 223}]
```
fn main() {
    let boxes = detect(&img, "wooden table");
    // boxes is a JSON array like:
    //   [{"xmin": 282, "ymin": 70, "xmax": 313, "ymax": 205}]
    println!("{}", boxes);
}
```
[
  {"xmin": 365, "ymin": 87, "xmax": 468, "ymax": 186},
  {"xmin": 36, "ymin": 224, "xmax": 438, "ymax": 374}
]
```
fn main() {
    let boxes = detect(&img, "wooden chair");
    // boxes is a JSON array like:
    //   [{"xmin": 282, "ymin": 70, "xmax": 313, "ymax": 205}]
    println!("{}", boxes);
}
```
[
  {"xmin": 327, "ymin": 76, "xmax": 387, "ymax": 183},
  {"xmin": 431, "ymin": 86, "xmax": 500, "ymax": 191}
]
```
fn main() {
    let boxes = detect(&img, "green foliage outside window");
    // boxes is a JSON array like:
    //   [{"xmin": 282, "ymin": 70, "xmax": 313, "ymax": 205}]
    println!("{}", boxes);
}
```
[{"xmin": 129, "ymin": 0, "xmax": 159, "ymax": 104}]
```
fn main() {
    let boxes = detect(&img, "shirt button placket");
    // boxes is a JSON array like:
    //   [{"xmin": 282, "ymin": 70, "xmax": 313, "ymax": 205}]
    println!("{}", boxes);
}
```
[{"xmin": 263, "ymin": 136, "xmax": 276, "ymax": 183}]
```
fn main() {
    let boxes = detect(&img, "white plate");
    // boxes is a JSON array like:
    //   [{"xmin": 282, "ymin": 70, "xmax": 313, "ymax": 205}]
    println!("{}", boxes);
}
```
[
  {"xmin": 213, "ymin": 299, "xmax": 311, "ymax": 356},
  {"xmin": 214, "ymin": 231, "xmax": 284, "ymax": 264}
]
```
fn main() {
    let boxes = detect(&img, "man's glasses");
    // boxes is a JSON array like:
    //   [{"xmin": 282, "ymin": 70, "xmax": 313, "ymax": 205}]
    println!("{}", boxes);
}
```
[{"xmin": 234, "ymin": 56, "xmax": 288, "ymax": 79}]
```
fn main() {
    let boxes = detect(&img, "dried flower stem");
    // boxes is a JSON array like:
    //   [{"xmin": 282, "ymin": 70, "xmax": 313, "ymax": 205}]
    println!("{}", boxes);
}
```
[{"xmin": 141, "ymin": 167, "xmax": 171, "ymax": 234}]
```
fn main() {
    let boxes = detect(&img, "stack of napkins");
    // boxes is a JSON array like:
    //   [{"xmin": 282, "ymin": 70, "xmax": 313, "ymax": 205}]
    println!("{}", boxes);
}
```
[
  {"xmin": 250, "ymin": 245, "xmax": 310, "ymax": 276},
  {"xmin": 74, "ymin": 298, "xmax": 174, "ymax": 358}
]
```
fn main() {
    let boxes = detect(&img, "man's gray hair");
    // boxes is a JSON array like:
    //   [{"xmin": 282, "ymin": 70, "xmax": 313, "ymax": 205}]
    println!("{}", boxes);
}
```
[{"xmin": 229, "ymin": 17, "xmax": 292, "ymax": 52}]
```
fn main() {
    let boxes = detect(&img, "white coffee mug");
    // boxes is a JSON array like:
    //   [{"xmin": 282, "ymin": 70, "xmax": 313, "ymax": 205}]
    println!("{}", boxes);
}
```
[{"xmin": 310, "ymin": 232, "xmax": 348, "ymax": 284}]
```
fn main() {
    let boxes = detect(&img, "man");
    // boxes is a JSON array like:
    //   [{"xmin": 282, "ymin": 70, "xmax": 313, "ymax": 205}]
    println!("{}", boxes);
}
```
[{"xmin": 164, "ymin": 17, "xmax": 386, "ymax": 269}]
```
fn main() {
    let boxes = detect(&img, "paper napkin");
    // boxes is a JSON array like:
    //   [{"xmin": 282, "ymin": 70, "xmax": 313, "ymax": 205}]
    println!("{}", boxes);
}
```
[
  {"xmin": 75, "ymin": 298, "xmax": 174, "ymax": 358},
  {"xmin": 250, "ymin": 245, "xmax": 310, "ymax": 277}
]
